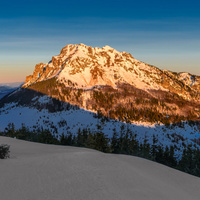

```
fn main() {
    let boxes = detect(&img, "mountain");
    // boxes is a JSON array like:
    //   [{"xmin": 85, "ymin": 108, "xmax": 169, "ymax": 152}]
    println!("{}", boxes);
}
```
[
  {"xmin": 0, "ymin": 82, "xmax": 23, "ymax": 88},
  {"xmin": 0, "ymin": 43, "xmax": 200, "ymax": 158},
  {"xmin": 21, "ymin": 43, "xmax": 200, "ymax": 124},
  {"xmin": 0, "ymin": 82, "xmax": 23, "ymax": 99},
  {"xmin": 23, "ymin": 43, "xmax": 200, "ymax": 94}
]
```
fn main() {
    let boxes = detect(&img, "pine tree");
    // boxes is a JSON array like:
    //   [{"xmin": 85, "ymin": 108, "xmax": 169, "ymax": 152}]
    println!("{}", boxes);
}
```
[
  {"xmin": 111, "ymin": 128, "xmax": 119, "ymax": 153},
  {"xmin": 169, "ymin": 145, "xmax": 177, "ymax": 167},
  {"xmin": 85, "ymin": 132, "xmax": 95, "ymax": 149},
  {"xmin": 76, "ymin": 128, "xmax": 84, "ymax": 147},
  {"xmin": 155, "ymin": 146, "xmax": 164, "ymax": 164},
  {"xmin": 129, "ymin": 132, "xmax": 139, "ymax": 156},
  {"xmin": 140, "ymin": 135, "xmax": 151, "ymax": 159},
  {"xmin": 151, "ymin": 134, "xmax": 158, "ymax": 160},
  {"xmin": 4, "ymin": 123, "xmax": 15, "ymax": 137}
]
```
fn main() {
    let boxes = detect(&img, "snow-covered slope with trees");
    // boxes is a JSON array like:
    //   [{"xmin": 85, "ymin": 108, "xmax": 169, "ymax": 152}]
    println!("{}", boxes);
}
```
[{"xmin": 0, "ymin": 95, "xmax": 200, "ymax": 159}]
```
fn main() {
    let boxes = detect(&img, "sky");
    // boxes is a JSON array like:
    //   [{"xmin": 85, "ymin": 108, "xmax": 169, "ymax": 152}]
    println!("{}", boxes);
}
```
[{"xmin": 0, "ymin": 0, "xmax": 200, "ymax": 83}]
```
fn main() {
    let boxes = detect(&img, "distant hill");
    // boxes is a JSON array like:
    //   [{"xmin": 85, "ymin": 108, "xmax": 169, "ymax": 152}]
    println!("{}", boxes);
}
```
[
  {"xmin": 0, "ymin": 82, "xmax": 23, "ymax": 100},
  {"xmin": 0, "ymin": 82, "xmax": 24, "ymax": 88}
]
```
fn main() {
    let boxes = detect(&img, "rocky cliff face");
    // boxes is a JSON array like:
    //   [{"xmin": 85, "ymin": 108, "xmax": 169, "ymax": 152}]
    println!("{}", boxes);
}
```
[{"xmin": 23, "ymin": 44, "xmax": 78, "ymax": 86}]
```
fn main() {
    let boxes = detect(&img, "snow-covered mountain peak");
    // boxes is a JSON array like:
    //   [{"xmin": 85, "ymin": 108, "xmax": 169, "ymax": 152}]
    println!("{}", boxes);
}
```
[
  {"xmin": 178, "ymin": 72, "xmax": 196, "ymax": 87},
  {"xmin": 23, "ymin": 43, "xmax": 162, "ymax": 90},
  {"xmin": 22, "ymin": 43, "xmax": 200, "ymax": 102},
  {"xmin": 102, "ymin": 45, "xmax": 114, "ymax": 51}
]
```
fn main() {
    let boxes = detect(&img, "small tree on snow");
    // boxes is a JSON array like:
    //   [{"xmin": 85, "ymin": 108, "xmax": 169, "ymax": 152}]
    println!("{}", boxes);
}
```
[{"xmin": 0, "ymin": 144, "xmax": 10, "ymax": 159}]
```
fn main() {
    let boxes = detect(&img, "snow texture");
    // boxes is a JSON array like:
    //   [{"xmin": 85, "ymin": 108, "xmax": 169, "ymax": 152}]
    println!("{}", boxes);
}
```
[{"xmin": 0, "ymin": 136, "xmax": 200, "ymax": 200}]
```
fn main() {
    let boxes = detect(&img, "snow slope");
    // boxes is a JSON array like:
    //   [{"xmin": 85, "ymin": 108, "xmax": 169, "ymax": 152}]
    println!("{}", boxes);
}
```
[
  {"xmin": 0, "ymin": 136, "xmax": 200, "ymax": 200},
  {"xmin": 0, "ymin": 102, "xmax": 200, "ymax": 158}
]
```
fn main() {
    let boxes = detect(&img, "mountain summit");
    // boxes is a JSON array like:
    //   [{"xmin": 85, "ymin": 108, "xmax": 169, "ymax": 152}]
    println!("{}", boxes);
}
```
[
  {"xmin": 24, "ymin": 43, "xmax": 161, "ymax": 90},
  {"xmin": 23, "ymin": 43, "xmax": 200, "ymax": 101}
]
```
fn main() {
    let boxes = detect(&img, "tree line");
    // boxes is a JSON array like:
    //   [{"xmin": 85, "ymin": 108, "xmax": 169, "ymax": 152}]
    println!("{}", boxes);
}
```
[{"xmin": 1, "ymin": 123, "xmax": 200, "ymax": 177}]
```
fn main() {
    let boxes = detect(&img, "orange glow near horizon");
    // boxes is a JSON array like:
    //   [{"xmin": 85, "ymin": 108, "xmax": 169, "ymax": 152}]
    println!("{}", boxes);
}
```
[{"xmin": 0, "ymin": 66, "xmax": 30, "ymax": 84}]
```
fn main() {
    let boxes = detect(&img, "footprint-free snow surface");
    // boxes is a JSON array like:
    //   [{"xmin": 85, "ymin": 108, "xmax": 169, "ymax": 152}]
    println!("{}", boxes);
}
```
[{"xmin": 1, "ymin": 136, "xmax": 200, "ymax": 200}]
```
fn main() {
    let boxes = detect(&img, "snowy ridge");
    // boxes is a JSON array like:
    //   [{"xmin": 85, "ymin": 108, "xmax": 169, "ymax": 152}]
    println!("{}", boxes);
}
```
[{"xmin": 178, "ymin": 72, "xmax": 196, "ymax": 87}]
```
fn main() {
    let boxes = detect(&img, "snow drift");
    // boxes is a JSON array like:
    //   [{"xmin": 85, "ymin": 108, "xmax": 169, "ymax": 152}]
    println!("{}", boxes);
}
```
[{"xmin": 1, "ymin": 136, "xmax": 200, "ymax": 200}]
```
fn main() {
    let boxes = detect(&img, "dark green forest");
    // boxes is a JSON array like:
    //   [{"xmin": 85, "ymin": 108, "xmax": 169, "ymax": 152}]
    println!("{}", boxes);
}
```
[{"xmin": 1, "ymin": 123, "xmax": 200, "ymax": 177}]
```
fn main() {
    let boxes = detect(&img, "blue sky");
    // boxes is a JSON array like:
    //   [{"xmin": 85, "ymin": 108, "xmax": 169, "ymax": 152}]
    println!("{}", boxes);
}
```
[{"xmin": 0, "ymin": 0, "xmax": 200, "ymax": 83}]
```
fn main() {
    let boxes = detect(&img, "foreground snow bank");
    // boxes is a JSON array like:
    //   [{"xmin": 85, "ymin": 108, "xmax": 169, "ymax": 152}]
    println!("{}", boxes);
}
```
[{"xmin": 0, "ymin": 136, "xmax": 200, "ymax": 200}]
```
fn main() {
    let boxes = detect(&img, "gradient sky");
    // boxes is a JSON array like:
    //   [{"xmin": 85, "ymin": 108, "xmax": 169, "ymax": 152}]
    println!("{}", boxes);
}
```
[{"xmin": 0, "ymin": 0, "xmax": 200, "ymax": 83}]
